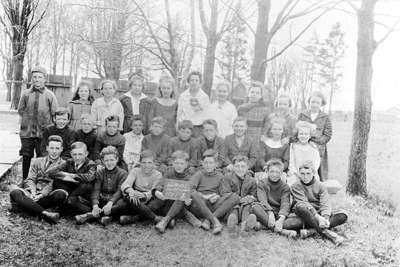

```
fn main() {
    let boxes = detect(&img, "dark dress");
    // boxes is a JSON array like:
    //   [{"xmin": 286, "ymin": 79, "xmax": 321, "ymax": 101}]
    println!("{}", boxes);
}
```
[{"xmin": 148, "ymin": 98, "xmax": 178, "ymax": 137}]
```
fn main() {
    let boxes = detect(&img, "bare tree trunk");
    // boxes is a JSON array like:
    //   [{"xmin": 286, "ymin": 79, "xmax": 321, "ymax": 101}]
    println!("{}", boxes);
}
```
[
  {"xmin": 11, "ymin": 57, "xmax": 24, "ymax": 109},
  {"xmin": 250, "ymin": 0, "xmax": 271, "ymax": 83},
  {"xmin": 346, "ymin": 0, "xmax": 377, "ymax": 196}
]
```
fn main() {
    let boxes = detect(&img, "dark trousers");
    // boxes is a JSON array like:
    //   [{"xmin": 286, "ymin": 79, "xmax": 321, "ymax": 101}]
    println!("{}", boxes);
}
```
[
  {"xmin": 10, "ymin": 189, "xmax": 67, "ymax": 216},
  {"xmin": 74, "ymin": 197, "xmax": 128, "ymax": 217},
  {"xmin": 125, "ymin": 197, "xmax": 165, "ymax": 220},
  {"xmin": 189, "ymin": 192, "xmax": 240, "ymax": 222},
  {"xmin": 53, "ymin": 181, "xmax": 94, "ymax": 215},
  {"xmin": 20, "ymin": 137, "xmax": 42, "ymax": 180},
  {"xmin": 294, "ymin": 202, "xmax": 348, "ymax": 232},
  {"xmin": 251, "ymin": 203, "xmax": 303, "ymax": 230},
  {"xmin": 163, "ymin": 200, "xmax": 185, "ymax": 218}
]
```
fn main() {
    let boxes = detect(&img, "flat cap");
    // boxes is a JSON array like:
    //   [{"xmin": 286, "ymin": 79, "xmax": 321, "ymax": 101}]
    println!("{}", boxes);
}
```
[{"xmin": 31, "ymin": 66, "xmax": 47, "ymax": 76}]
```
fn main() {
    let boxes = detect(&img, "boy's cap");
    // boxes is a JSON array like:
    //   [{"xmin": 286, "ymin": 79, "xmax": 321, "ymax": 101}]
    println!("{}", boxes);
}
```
[
  {"xmin": 31, "ymin": 66, "xmax": 47, "ymax": 76},
  {"xmin": 178, "ymin": 120, "xmax": 193, "ymax": 130}
]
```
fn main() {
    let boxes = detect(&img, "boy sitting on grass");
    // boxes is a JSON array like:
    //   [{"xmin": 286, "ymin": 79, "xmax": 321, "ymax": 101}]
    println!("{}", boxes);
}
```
[
  {"xmin": 74, "ymin": 146, "xmax": 128, "ymax": 226},
  {"xmin": 154, "ymin": 151, "xmax": 200, "ymax": 233},
  {"xmin": 141, "ymin": 117, "xmax": 170, "ymax": 173},
  {"xmin": 221, "ymin": 155, "xmax": 257, "ymax": 232},
  {"xmin": 48, "ymin": 142, "xmax": 96, "ymax": 215},
  {"xmin": 251, "ymin": 159, "xmax": 300, "ymax": 238},
  {"xmin": 188, "ymin": 149, "xmax": 240, "ymax": 235},
  {"xmin": 198, "ymin": 119, "xmax": 228, "ymax": 169},
  {"xmin": 74, "ymin": 114, "xmax": 97, "ymax": 160},
  {"xmin": 93, "ymin": 115, "xmax": 127, "ymax": 171},
  {"xmin": 9, "ymin": 135, "xmax": 66, "ymax": 224},
  {"xmin": 291, "ymin": 161, "xmax": 348, "ymax": 245},
  {"xmin": 120, "ymin": 150, "xmax": 164, "ymax": 225},
  {"xmin": 168, "ymin": 120, "xmax": 199, "ymax": 169},
  {"xmin": 41, "ymin": 107, "xmax": 75, "ymax": 159}
]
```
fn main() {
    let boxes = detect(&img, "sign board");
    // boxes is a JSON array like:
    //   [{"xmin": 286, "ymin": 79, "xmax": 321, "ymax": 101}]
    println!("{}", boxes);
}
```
[{"xmin": 163, "ymin": 179, "xmax": 191, "ymax": 201}]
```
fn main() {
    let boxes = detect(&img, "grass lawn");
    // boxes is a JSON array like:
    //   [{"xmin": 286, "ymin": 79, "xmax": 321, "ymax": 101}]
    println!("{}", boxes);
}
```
[{"xmin": 0, "ymin": 117, "xmax": 399, "ymax": 266}]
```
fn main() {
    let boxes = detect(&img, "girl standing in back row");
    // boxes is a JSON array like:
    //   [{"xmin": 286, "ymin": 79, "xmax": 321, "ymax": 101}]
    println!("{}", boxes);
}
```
[
  {"xmin": 68, "ymin": 80, "xmax": 94, "ymax": 130},
  {"xmin": 298, "ymin": 91, "xmax": 332, "ymax": 181},
  {"xmin": 148, "ymin": 76, "xmax": 178, "ymax": 137}
]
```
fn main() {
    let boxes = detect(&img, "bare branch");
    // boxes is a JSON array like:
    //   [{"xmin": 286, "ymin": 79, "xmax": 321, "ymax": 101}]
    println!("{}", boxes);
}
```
[
  {"xmin": 198, "ymin": 0, "xmax": 209, "ymax": 34},
  {"xmin": 376, "ymin": 16, "xmax": 400, "ymax": 47}
]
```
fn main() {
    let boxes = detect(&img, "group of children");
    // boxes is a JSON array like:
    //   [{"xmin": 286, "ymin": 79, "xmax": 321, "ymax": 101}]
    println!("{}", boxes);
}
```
[{"xmin": 11, "ymin": 66, "xmax": 346, "ymax": 245}]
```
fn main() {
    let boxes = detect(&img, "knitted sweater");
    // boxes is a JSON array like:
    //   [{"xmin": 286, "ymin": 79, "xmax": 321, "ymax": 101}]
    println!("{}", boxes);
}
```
[
  {"xmin": 291, "ymin": 178, "xmax": 331, "ymax": 217},
  {"xmin": 91, "ymin": 166, "xmax": 127, "ymax": 205},
  {"xmin": 190, "ymin": 169, "xmax": 224, "ymax": 195},
  {"xmin": 257, "ymin": 178, "xmax": 291, "ymax": 217}
]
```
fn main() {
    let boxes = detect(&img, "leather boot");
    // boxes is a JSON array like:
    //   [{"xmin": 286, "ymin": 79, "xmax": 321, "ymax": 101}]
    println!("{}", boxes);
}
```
[
  {"xmin": 75, "ymin": 212, "xmax": 94, "ymax": 225},
  {"xmin": 42, "ymin": 211, "xmax": 60, "ymax": 224},
  {"xmin": 183, "ymin": 209, "xmax": 202, "ymax": 228},
  {"xmin": 322, "ymin": 229, "xmax": 344, "ymax": 246},
  {"xmin": 227, "ymin": 213, "xmax": 238, "ymax": 232},
  {"xmin": 212, "ymin": 217, "xmax": 223, "ymax": 235}
]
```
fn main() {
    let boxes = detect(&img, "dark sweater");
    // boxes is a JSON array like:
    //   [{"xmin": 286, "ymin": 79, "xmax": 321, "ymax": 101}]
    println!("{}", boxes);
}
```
[
  {"xmin": 257, "ymin": 178, "xmax": 291, "ymax": 217},
  {"xmin": 93, "ymin": 131, "xmax": 126, "ymax": 163},
  {"xmin": 291, "ymin": 178, "xmax": 331, "ymax": 217},
  {"xmin": 41, "ymin": 125, "xmax": 76, "ymax": 159},
  {"xmin": 221, "ymin": 172, "xmax": 256, "ymax": 197},
  {"xmin": 257, "ymin": 141, "xmax": 290, "ymax": 172},
  {"xmin": 91, "ymin": 166, "xmax": 127, "ymax": 205},
  {"xmin": 224, "ymin": 134, "xmax": 258, "ymax": 169},
  {"xmin": 141, "ymin": 133, "xmax": 170, "ymax": 166},
  {"xmin": 190, "ymin": 169, "xmax": 224, "ymax": 195},
  {"xmin": 197, "ymin": 136, "xmax": 228, "ymax": 168},
  {"xmin": 74, "ymin": 129, "xmax": 97, "ymax": 160},
  {"xmin": 168, "ymin": 136, "xmax": 198, "ymax": 167}
]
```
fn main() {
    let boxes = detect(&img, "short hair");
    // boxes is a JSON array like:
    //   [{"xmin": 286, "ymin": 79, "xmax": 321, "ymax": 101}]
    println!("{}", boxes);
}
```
[
  {"xmin": 233, "ymin": 116, "xmax": 247, "ymax": 125},
  {"xmin": 265, "ymin": 117, "xmax": 286, "ymax": 137},
  {"xmin": 264, "ymin": 158, "xmax": 284, "ymax": 171},
  {"xmin": 298, "ymin": 160, "xmax": 316, "ymax": 173},
  {"xmin": 295, "ymin": 120, "xmax": 315, "ymax": 136},
  {"xmin": 171, "ymin": 150, "xmax": 189, "ymax": 161},
  {"xmin": 140, "ymin": 150, "xmax": 155, "ymax": 162},
  {"xmin": 72, "ymin": 80, "xmax": 95, "ymax": 103},
  {"xmin": 47, "ymin": 135, "xmax": 63, "ymax": 147},
  {"xmin": 151, "ymin": 116, "xmax": 167, "ymax": 127},
  {"xmin": 202, "ymin": 119, "xmax": 218, "ymax": 131},
  {"xmin": 100, "ymin": 146, "xmax": 119, "ymax": 159},
  {"xmin": 128, "ymin": 73, "xmax": 145, "ymax": 89},
  {"xmin": 308, "ymin": 91, "xmax": 327, "ymax": 106},
  {"xmin": 130, "ymin": 115, "xmax": 144, "ymax": 129},
  {"xmin": 274, "ymin": 93, "xmax": 293, "ymax": 108},
  {"xmin": 105, "ymin": 115, "xmax": 120, "ymax": 126},
  {"xmin": 99, "ymin": 79, "xmax": 118, "ymax": 91},
  {"xmin": 80, "ymin": 113, "xmax": 94, "ymax": 123},
  {"xmin": 54, "ymin": 107, "xmax": 71, "ymax": 120},
  {"xmin": 232, "ymin": 155, "xmax": 249, "ymax": 165},
  {"xmin": 70, "ymin": 141, "xmax": 87, "ymax": 151},
  {"xmin": 186, "ymin": 71, "xmax": 202, "ymax": 83},
  {"xmin": 215, "ymin": 81, "xmax": 231, "ymax": 94},
  {"xmin": 158, "ymin": 76, "xmax": 176, "ymax": 98},
  {"xmin": 202, "ymin": 149, "xmax": 218, "ymax": 160},
  {"xmin": 178, "ymin": 120, "xmax": 193, "ymax": 130}
]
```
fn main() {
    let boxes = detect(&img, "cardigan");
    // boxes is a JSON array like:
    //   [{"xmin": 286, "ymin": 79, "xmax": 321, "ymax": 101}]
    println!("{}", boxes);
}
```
[
  {"xmin": 224, "ymin": 134, "xmax": 258, "ymax": 169},
  {"xmin": 18, "ymin": 87, "xmax": 58, "ymax": 138}
]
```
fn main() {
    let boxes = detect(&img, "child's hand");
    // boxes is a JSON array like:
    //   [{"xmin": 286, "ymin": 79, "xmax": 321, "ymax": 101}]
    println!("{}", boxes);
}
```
[
  {"xmin": 274, "ymin": 216, "xmax": 285, "ymax": 233},
  {"xmin": 102, "ymin": 201, "xmax": 113, "ymax": 216},
  {"xmin": 32, "ymin": 193, "xmax": 43, "ymax": 202},
  {"xmin": 267, "ymin": 211, "xmax": 276, "ymax": 229},
  {"xmin": 92, "ymin": 205, "xmax": 102, "ymax": 218},
  {"xmin": 317, "ymin": 215, "xmax": 330, "ymax": 229},
  {"xmin": 209, "ymin": 194, "xmax": 220, "ymax": 204},
  {"xmin": 155, "ymin": 191, "xmax": 165, "ymax": 200},
  {"xmin": 129, "ymin": 196, "xmax": 140, "ymax": 206}
]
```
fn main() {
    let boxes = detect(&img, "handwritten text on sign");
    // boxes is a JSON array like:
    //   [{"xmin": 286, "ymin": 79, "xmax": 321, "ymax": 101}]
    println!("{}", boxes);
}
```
[{"xmin": 163, "ymin": 179, "xmax": 191, "ymax": 201}]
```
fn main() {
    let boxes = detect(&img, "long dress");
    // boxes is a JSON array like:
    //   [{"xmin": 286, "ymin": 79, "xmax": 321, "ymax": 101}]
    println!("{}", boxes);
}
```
[
  {"xmin": 148, "ymin": 98, "xmax": 178, "ymax": 137},
  {"xmin": 68, "ymin": 100, "xmax": 92, "ymax": 130}
]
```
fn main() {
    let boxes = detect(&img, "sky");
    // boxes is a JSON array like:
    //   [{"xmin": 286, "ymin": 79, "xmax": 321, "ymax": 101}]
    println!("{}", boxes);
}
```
[{"xmin": 267, "ymin": 1, "xmax": 400, "ymax": 111}]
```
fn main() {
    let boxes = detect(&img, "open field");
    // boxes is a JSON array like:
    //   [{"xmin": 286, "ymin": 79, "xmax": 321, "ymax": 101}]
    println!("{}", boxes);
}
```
[{"xmin": 0, "ymin": 116, "xmax": 399, "ymax": 266}]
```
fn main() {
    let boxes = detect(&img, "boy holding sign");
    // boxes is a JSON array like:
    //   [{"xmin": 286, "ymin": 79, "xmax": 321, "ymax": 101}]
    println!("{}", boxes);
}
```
[{"xmin": 154, "ymin": 151, "xmax": 198, "ymax": 233}]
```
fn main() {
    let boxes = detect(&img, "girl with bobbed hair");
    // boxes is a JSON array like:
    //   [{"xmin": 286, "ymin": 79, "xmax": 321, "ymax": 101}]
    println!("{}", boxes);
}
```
[
  {"xmin": 68, "ymin": 80, "xmax": 94, "ymax": 130},
  {"xmin": 298, "ymin": 91, "xmax": 332, "ymax": 181}
]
